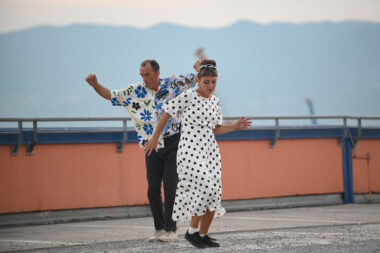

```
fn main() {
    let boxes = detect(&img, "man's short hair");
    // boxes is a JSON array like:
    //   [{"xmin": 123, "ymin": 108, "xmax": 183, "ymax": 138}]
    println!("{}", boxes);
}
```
[{"xmin": 141, "ymin": 59, "xmax": 160, "ymax": 72}]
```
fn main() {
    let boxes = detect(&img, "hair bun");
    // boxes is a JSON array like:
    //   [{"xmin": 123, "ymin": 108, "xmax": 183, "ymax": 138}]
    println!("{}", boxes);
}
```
[
  {"xmin": 198, "ymin": 59, "xmax": 218, "ymax": 79},
  {"xmin": 200, "ymin": 59, "xmax": 216, "ymax": 66}
]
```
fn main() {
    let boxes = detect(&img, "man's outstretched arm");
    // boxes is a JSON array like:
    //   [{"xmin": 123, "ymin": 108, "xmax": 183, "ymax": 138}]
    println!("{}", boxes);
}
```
[{"xmin": 85, "ymin": 73, "xmax": 111, "ymax": 100}]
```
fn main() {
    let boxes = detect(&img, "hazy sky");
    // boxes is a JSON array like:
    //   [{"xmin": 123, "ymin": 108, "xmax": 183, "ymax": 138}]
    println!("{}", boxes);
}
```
[{"xmin": 1, "ymin": 0, "xmax": 380, "ymax": 33}]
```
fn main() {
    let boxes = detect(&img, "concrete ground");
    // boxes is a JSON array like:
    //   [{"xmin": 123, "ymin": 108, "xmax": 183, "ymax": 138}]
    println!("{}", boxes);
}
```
[{"xmin": 0, "ymin": 203, "xmax": 379, "ymax": 252}]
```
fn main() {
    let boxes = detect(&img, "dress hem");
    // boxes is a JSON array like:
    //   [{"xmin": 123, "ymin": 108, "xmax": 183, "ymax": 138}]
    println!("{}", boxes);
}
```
[{"xmin": 173, "ymin": 206, "xmax": 226, "ymax": 223}]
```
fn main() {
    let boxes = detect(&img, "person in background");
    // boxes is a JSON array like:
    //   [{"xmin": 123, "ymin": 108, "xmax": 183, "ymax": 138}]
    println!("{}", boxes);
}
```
[{"xmin": 85, "ymin": 59, "xmax": 199, "ymax": 242}]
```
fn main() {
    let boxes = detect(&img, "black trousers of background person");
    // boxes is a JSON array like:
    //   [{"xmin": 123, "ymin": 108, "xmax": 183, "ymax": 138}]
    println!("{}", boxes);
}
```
[{"xmin": 145, "ymin": 133, "xmax": 180, "ymax": 232}]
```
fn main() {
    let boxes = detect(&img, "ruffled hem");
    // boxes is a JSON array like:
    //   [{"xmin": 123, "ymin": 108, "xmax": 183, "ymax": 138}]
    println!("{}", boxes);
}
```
[{"xmin": 173, "ymin": 205, "xmax": 226, "ymax": 223}]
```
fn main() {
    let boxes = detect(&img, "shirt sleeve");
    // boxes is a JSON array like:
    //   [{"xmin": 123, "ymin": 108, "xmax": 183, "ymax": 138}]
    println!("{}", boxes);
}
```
[
  {"xmin": 182, "ymin": 73, "xmax": 197, "ymax": 89},
  {"xmin": 110, "ymin": 84, "xmax": 135, "ymax": 107},
  {"xmin": 163, "ymin": 90, "xmax": 192, "ymax": 118},
  {"xmin": 168, "ymin": 73, "xmax": 197, "ymax": 97}
]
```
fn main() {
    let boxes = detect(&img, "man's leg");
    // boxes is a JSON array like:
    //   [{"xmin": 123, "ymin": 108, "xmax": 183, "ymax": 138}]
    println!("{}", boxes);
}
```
[
  {"xmin": 162, "ymin": 133, "xmax": 180, "ymax": 232},
  {"xmin": 145, "ymin": 151, "xmax": 165, "ymax": 231}
]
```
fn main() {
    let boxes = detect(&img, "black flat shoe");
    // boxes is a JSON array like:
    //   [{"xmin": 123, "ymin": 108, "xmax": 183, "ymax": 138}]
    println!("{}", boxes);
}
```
[
  {"xmin": 185, "ymin": 232, "xmax": 206, "ymax": 248},
  {"xmin": 201, "ymin": 235, "xmax": 220, "ymax": 247},
  {"xmin": 204, "ymin": 235, "xmax": 217, "ymax": 241}
]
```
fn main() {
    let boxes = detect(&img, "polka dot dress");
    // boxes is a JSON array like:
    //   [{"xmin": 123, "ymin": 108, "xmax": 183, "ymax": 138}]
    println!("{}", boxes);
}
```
[{"xmin": 163, "ymin": 89, "xmax": 226, "ymax": 222}]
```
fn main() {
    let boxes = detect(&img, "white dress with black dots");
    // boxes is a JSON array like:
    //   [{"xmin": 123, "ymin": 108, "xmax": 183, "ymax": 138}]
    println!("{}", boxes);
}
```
[{"xmin": 163, "ymin": 89, "xmax": 226, "ymax": 222}]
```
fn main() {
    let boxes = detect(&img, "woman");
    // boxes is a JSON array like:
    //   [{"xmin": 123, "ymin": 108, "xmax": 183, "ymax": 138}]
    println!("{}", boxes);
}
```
[{"xmin": 144, "ymin": 59, "xmax": 251, "ymax": 248}]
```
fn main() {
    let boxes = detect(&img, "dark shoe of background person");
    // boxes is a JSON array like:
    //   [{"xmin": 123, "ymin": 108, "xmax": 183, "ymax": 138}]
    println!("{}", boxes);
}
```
[
  {"xmin": 185, "ymin": 231, "xmax": 206, "ymax": 248},
  {"xmin": 201, "ymin": 235, "xmax": 220, "ymax": 247}
]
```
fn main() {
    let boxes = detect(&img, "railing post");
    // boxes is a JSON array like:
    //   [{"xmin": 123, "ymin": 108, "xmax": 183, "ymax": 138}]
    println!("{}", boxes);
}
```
[
  {"xmin": 352, "ymin": 118, "xmax": 362, "ymax": 148},
  {"xmin": 270, "ymin": 118, "xmax": 280, "ymax": 148},
  {"xmin": 117, "ymin": 120, "xmax": 128, "ymax": 153},
  {"xmin": 338, "ymin": 117, "xmax": 347, "ymax": 146},
  {"xmin": 26, "ymin": 121, "xmax": 38, "ymax": 155},
  {"xmin": 11, "ymin": 121, "xmax": 23, "ymax": 155}
]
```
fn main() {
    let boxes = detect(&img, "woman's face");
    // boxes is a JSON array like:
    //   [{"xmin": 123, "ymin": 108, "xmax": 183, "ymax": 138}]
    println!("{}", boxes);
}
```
[{"xmin": 198, "ymin": 75, "xmax": 217, "ymax": 98}]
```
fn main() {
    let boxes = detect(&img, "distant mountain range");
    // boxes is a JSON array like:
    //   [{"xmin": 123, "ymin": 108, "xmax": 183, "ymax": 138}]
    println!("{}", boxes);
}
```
[{"xmin": 0, "ymin": 21, "xmax": 379, "ymax": 125}]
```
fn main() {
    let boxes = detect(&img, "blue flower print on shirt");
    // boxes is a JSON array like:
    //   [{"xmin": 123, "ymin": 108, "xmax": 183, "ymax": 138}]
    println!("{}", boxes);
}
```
[
  {"xmin": 123, "ymin": 97, "xmax": 132, "ymax": 106},
  {"xmin": 140, "ymin": 109, "xmax": 152, "ymax": 122},
  {"xmin": 161, "ymin": 85, "xmax": 168, "ymax": 93},
  {"xmin": 135, "ymin": 86, "xmax": 147, "ymax": 98},
  {"xmin": 137, "ymin": 135, "xmax": 142, "ymax": 143},
  {"xmin": 143, "ymin": 124, "xmax": 154, "ymax": 135},
  {"xmin": 156, "ymin": 102, "xmax": 162, "ymax": 111},
  {"xmin": 174, "ymin": 86, "xmax": 181, "ymax": 96},
  {"xmin": 111, "ymin": 97, "xmax": 120, "ymax": 105},
  {"xmin": 162, "ymin": 119, "xmax": 171, "ymax": 134}
]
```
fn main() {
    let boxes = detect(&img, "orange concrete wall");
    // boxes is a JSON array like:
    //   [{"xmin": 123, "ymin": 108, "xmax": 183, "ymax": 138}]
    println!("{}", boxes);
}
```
[
  {"xmin": 0, "ymin": 138, "xmax": 368, "ymax": 214},
  {"xmin": 353, "ymin": 139, "xmax": 380, "ymax": 193},
  {"xmin": 220, "ymin": 138, "xmax": 343, "ymax": 200},
  {"xmin": 0, "ymin": 143, "xmax": 147, "ymax": 214}
]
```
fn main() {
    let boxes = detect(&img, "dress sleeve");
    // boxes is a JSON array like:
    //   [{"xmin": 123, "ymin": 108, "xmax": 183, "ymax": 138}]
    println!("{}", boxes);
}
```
[
  {"xmin": 110, "ymin": 84, "xmax": 135, "ymax": 107},
  {"xmin": 216, "ymin": 99, "xmax": 223, "ymax": 126},
  {"xmin": 163, "ymin": 90, "xmax": 192, "ymax": 118}
]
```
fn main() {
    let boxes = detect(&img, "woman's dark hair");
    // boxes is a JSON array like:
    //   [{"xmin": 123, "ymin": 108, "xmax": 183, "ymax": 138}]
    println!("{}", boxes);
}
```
[
  {"xmin": 141, "ymin": 59, "xmax": 160, "ymax": 72},
  {"xmin": 198, "ymin": 59, "xmax": 217, "ymax": 79}
]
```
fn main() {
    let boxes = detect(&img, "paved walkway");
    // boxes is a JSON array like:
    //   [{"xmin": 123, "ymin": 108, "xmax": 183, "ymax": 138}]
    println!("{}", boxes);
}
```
[{"xmin": 1, "ymin": 203, "xmax": 379, "ymax": 252}]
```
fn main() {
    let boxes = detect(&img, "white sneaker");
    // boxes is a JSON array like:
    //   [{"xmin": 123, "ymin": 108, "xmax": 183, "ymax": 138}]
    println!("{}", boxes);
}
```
[
  {"xmin": 158, "ymin": 231, "xmax": 178, "ymax": 242},
  {"xmin": 148, "ymin": 229, "xmax": 165, "ymax": 242}
]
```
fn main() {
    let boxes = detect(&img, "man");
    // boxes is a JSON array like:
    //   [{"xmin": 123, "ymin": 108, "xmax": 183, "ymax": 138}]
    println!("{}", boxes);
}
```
[{"xmin": 85, "ymin": 59, "xmax": 199, "ymax": 242}]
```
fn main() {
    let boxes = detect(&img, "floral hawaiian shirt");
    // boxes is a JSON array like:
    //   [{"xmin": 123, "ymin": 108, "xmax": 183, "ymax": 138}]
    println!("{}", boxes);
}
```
[
  {"xmin": 111, "ymin": 73, "xmax": 196, "ymax": 149},
  {"xmin": 155, "ymin": 74, "xmax": 196, "ymax": 137}
]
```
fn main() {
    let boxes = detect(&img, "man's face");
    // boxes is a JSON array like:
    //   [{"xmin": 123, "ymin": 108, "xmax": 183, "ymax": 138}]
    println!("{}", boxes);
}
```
[{"xmin": 140, "ymin": 64, "xmax": 160, "ymax": 90}]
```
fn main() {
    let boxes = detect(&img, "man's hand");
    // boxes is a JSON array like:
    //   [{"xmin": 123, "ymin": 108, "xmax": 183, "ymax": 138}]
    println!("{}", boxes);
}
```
[
  {"xmin": 193, "ymin": 60, "xmax": 201, "ymax": 72},
  {"xmin": 234, "ymin": 117, "xmax": 252, "ymax": 130},
  {"xmin": 84, "ymin": 73, "xmax": 111, "ymax": 100},
  {"xmin": 144, "ymin": 137, "xmax": 159, "ymax": 156},
  {"xmin": 85, "ymin": 73, "xmax": 99, "ymax": 87}
]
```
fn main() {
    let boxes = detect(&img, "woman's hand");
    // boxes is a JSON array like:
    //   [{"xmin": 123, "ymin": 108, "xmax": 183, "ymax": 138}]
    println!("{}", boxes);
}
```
[
  {"xmin": 234, "ymin": 117, "xmax": 252, "ymax": 130},
  {"xmin": 144, "ymin": 136, "xmax": 159, "ymax": 156}
]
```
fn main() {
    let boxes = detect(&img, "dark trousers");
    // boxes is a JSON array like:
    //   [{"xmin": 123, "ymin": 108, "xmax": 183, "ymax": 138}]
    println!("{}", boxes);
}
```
[{"xmin": 145, "ymin": 133, "xmax": 179, "ymax": 232}]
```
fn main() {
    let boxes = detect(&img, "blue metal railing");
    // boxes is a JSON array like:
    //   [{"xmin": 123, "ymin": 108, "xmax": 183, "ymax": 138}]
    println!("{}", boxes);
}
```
[
  {"xmin": 1, "ymin": 115, "xmax": 380, "ymax": 204},
  {"xmin": 1, "ymin": 115, "xmax": 380, "ymax": 153}
]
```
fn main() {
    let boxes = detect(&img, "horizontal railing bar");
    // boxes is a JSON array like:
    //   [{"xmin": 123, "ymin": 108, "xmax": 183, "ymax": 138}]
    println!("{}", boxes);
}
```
[
  {"xmin": 38, "ymin": 129, "xmax": 130, "ymax": 134},
  {"xmin": 0, "ymin": 117, "xmax": 133, "ymax": 122},
  {"xmin": 224, "ymin": 116, "xmax": 380, "ymax": 120},
  {"xmin": 1, "ymin": 125, "xmax": 378, "ymax": 135},
  {"xmin": 0, "ymin": 115, "xmax": 380, "ymax": 122},
  {"xmin": 0, "ymin": 129, "xmax": 132, "ymax": 134}
]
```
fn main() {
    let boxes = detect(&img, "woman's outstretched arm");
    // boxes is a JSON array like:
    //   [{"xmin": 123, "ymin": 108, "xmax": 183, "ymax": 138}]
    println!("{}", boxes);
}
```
[{"xmin": 213, "ymin": 117, "xmax": 252, "ymax": 135}]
